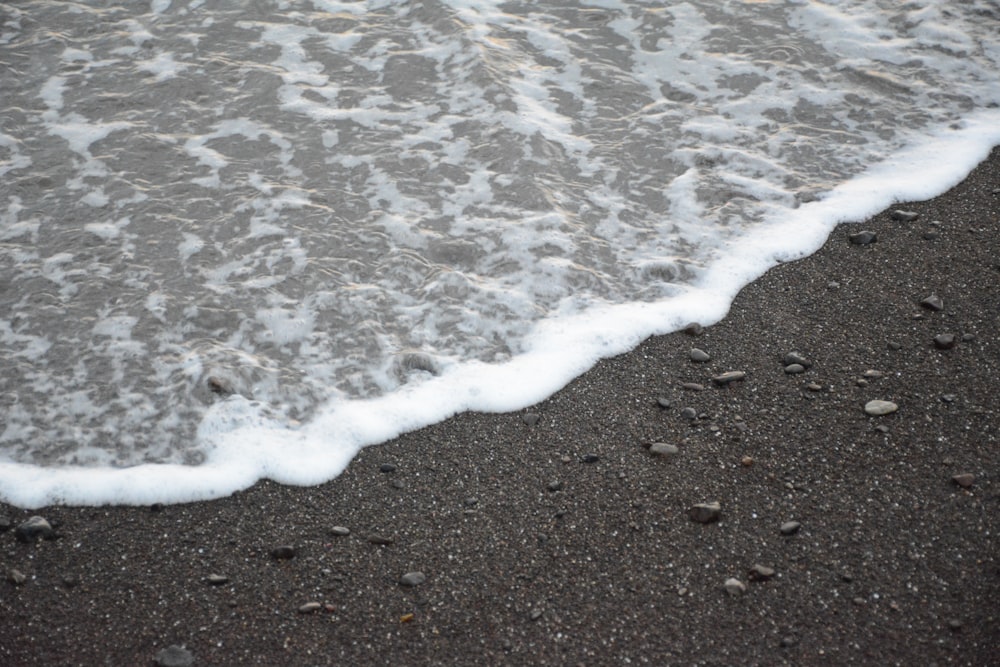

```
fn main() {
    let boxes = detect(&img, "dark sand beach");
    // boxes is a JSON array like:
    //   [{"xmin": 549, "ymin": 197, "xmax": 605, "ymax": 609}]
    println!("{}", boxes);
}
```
[{"xmin": 2, "ymin": 148, "xmax": 998, "ymax": 666}]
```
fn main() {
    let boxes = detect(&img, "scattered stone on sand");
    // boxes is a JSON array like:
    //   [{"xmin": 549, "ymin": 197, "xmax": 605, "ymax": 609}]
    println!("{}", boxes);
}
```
[
  {"xmin": 849, "ymin": 230, "xmax": 877, "ymax": 245},
  {"xmin": 784, "ymin": 363, "xmax": 806, "ymax": 374},
  {"xmin": 547, "ymin": 481, "xmax": 563, "ymax": 492},
  {"xmin": 864, "ymin": 400, "xmax": 898, "ymax": 416},
  {"xmin": 298, "ymin": 602, "xmax": 323, "ymax": 614},
  {"xmin": 7, "ymin": 569, "xmax": 27, "ymax": 585},
  {"xmin": 891, "ymin": 209, "xmax": 920, "ymax": 222},
  {"xmin": 724, "ymin": 578, "xmax": 746, "ymax": 595},
  {"xmin": 207, "ymin": 574, "xmax": 229, "ymax": 586},
  {"xmin": 951, "ymin": 473, "xmax": 975, "ymax": 488},
  {"xmin": 780, "ymin": 521, "xmax": 802, "ymax": 536},
  {"xmin": 15, "ymin": 516, "xmax": 53, "ymax": 543},
  {"xmin": 367, "ymin": 535, "xmax": 394, "ymax": 546},
  {"xmin": 681, "ymin": 382, "xmax": 704, "ymax": 391},
  {"xmin": 0, "ymin": 516, "xmax": 11, "ymax": 532},
  {"xmin": 740, "ymin": 455, "xmax": 754, "ymax": 467},
  {"xmin": 330, "ymin": 526, "xmax": 351, "ymax": 536},
  {"xmin": 400, "ymin": 572, "xmax": 427, "ymax": 587},
  {"xmin": 656, "ymin": 397, "xmax": 672, "ymax": 409},
  {"xmin": 863, "ymin": 369, "xmax": 884, "ymax": 378},
  {"xmin": 379, "ymin": 463, "xmax": 397, "ymax": 473},
  {"xmin": 712, "ymin": 371, "xmax": 745, "ymax": 386},
  {"xmin": 887, "ymin": 341, "xmax": 902, "ymax": 350},
  {"xmin": 783, "ymin": 352, "xmax": 812, "ymax": 368},
  {"xmin": 61, "ymin": 575, "xmax": 79, "ymax": 588},
  {"xmin": 649, "ymin": 442, "xmax": 679, "ymax": 458},
  {"xmin": 748, "ymin": 564, "xmax": 775, "ymax": 582},
  {"xmin": 522, "ymin": 412, "xmax": 541, "ymax": 426},
  {"xmin": 806, "ymin": 382, "xmax": 823, "ymax": 392},
  {"xmin": 464, "ymin": 497, "xmax": 478, "ymax": 507},
  {"xmin": 920, "ymin": 294, "xmax": 944, "ymax": 311},
  {"xmin": 680, "ymin": 407, "xmax": 697, "ymax": 420},
  {"xmin": 961, "ymin": 333, "xmax": 976, "ymax": 342},
  {"xmin": 271, "ymin": 546, "xmax": 296, "ymax": 560},
  {"xmin": 689, "ymin": 348, "xmax": 711, "ymax": 362},
  {"xmin": 529, "ymin": 608, "xmax": 544, "ymax": 621},
  {"xmin": 683, "ymin": 322, "xmax": 704, "ymax": 336},
  {"xmin": 581, "ymin": 454, "xmax": 600, "ymax": 464},
  {"xmin": 689, "ymin": 502, "xmax": 721, "ymax": 524},
  {"xmin": 154, "ymin": 645, "xmax": 194, "ymax": 667},
  {"xmin": 933, "ymin": 333, "xmax": 957, "ymax": 350}
]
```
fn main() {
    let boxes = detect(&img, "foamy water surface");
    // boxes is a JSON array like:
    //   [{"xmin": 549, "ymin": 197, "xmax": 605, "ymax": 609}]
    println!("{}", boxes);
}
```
[{"xmin": 2, "ymin": 0, "xmax": 999, "ymax": 506}]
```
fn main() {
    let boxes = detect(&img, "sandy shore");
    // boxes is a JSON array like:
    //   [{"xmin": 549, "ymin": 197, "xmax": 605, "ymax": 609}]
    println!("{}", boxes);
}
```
[{"xmin": 2, "ymin": 148, "xmax": 998, "ymax": 666}]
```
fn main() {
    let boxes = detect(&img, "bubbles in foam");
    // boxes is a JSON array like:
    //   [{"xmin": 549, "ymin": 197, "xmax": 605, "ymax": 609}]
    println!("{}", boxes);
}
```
[{"xmin": 0, "ymin": 0, "xmax": 998, "ymax": 506}]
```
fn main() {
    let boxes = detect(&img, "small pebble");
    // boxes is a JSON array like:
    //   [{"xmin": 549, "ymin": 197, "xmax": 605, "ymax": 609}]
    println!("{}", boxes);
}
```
[
  {"xmin": 864, "ymin": 400, "xmax": 898, "ymax": 416},
  {"xmin": 780, "ymin": 521, "xmax": 801, "ymax": 536},
  {"xmin": 379, "ymin": 463, "xmax": 397, "ymax": 473},
  {"xmin": 681, "ymin": 382, "xmax": 704, "ymax": 391},
  {"xmin": 933, "ymin": 333, "xmax": 957, "ymax": 350},
  {"xmin": 656, "ymin": 397, "xmax": 672, "ymax": 409},
  {"xmin": 298, "ymin": 602, "xmax": 323, "ymax": 614},
  {"xmin": 649, "ymin": 442, "xmax": 679, "ymax": 457},
  {"xmin": 951, "ymin": 473, "xmax": 975, "ymax": 488},
  {"xmin": 7, "ymin": 569, "xmax": 27, "ymax": 585},
  {"xmin": 581, "ymin": 454, "xmax": 600, "ymax": 464},
  {"xmin": 368, "ymin": 535, "xmax": 395, "ymax": 545},
  {"xmin": 154, "ymin": 645, "xmax": 194, "ymax": 667},
  {"xmin": 330, "ymin": 526, "xmax": 351, "ymax": 536},
  {"xmin": 15, "ymin": 516, "xmax": 53, "ymax": 543},
  {"xmin": 891, "ymin": 209, "xmax": 919, "ymax": 222},
  {"xmin": 271, "ymin": 545, "xmax": 296, "ymax": 560},
  {"xmin": 683, "ymin": 322, "xmax": 704, "ymax": 336},
  {"xmin": 920, "ymin": 294, "xmax": 944, "ymax": 311},
  {"xmin": 400, "ymin": 571, "xmax": 427, "ymax": 587},
  {"xmin": 784, "ymin": 363, "xmax": 806, "ymax": 375},
  {"xmin": 740, "ymin": 455, "xmax": 754, "ymax": 467},
  {"xmin": 689, "ymin": 348, "xmax": 711, "ymax": 362},
  {"xmin": 712, "ymin": 371, "xmax": 746, "ymax": 386},
  {"xmin": 887, "ymin": 341, "xmax": 902, "ymax": 350},
  {"xmin": 782, "ymin": 352, "xmax": 812, "ymax": 368},
  {"xmin": 922, "ymin": 230, "xmax": 939, "ymax": 240},
  {"xmin": 748, "ymin": 564, "xmax": 775, "ymax": 581},
  {"xmin": 206, "ymin": 574, "xmax": 229, "ymax": 586},
  {"xmin": 961, "ymin": 333, "xmax": 976, "ymax": 343},
  {"xmin": 724, "ymin": 578, "xmax": 746, "ymax": 595},
  {"xmin": 806, "ymin": 383, "xmax": 823, "ymax": 392},
  {"xmin": 863, "ymin": 369, "xmax": 884, "ymax": 378},
  {"xmin": 547, "ymin": 481, "xmax": 563, "ymax": 492},
  {"xmin": 689, "ymin": 502, "xmax": 722, "ymax": 524},
  {"xmin": 529, "ymin": 608, "xmax": 544, "ymax": 621},
  {"xmin": 522, "ymin": 412, "xmax": 541, "ymax": 426},
  {"xmin": 849, "ymin": 230, "xmax": 877, "ymax": 245},
  {"xmin": 680, "ymin": 407, "xmax": 697, "ymax": 420}
]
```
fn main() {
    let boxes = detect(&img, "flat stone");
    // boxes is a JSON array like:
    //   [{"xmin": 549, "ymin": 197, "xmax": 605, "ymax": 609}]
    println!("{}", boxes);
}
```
[
  {"xmin": 680, "ymin": 407, "xmax": 697, "ymax": 420},
  {"xmin": 330, "ymin": 526, "xmax": 351, "ymax": 536},
  {"xmin": 7, "ymin": 569, "xmax": 27, "ymax": 585},
  {"xmin": 689, "ymin": 502, "xmax": 721, "ymax": 524},
  {"xmin": 155, "ymin": 645, "xmax": 194, "ymax": 667},
  {"xmin": 712, "ymin": 371, "xmax": 745, "ymax": 385},
  {"xmin": 379, "ymin": 463, "xmax": 397, "ymax": 473},
  {"xmin": 581, "ymin": 454, "xmax": 600, "ymax": 464},
  {"xmin": 298, "ymin": 602, "xmax": 323, "ymax": 614},
  {"xmin": 681, "ymin": 382, "xmax": 704, "ymax": 391},
  {"xmin": 951, "ymin": 473, "xmax": 975, "ymax": 488},
  {"xmin": 522, "ymin": 412, "xmax": 541, "ymax": 426},
  {"xmin": 367, "ymin": 535, "xmax": 395, "ymax": 545},
  {"xmin": 649, "ymin": 442, "xmax": 679, "ymax": 457},
  {"xmin": 656, "ymin": 397, "xmax": 672, "ymax": 409},
  {"xmin": 689, "ymin": 348, "xmax": 711, "ymax": 362},
  {"xmin": 891, "ymin": 209, "xmax": 919, "ymax": 222},
  {"xmin": 849, "ymin": 230, "xmax": 877, "ymax": 245},
  {"xmin": 748, "ymin": 564, "xmax": 775, "ymax": 581},
  {"xmin": 933, "ymin": 333, "xmax": 957, "ymax": 350},
  {"xmin": 547, "ymin": 481, "xmax": 563, "ymax": 492},
  {"xmin": 206, "ymin": 574, "xmax": 229, "ymax": 586},
  {"xmin": 784, "ymin": 363, "xmax": 806, "ymax": 374},
  {"xmin": 400, "ymin": 571, "xmax": 427, "ymax": 587},
  {"xmin": 15, "ymin": 516, "xmax": 53, "ymax": 543},
  {"xmin": 740, "ymin": 455, "xmax": 754, "ymax": 467},
  {"xmin": 864, "ymin": 400, "xmax": 898, "ymax": 416},
  {"xmin": 780, "ymin": 521, "xmax": 801, "ymax": 536},
  {"xmin": 682, "ymin": 322, "xmax": 704, "ymax": 336},
  {"xmin": 271, "ymin": 545, "xmax": 296, "ymax": 560},
  {"xmin": 920, "ymin": 294, "xmax": 944, "ymax": 311},
  {"xmin": 724, "ymin": 578, "xmax": 746, "ymax": 595},
  {"xmin": 782, "ymin": 352, "xmax": 812, "ymax": 368}
]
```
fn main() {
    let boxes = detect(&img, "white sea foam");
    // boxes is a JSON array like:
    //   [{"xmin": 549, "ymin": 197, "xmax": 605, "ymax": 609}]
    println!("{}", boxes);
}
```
[{"xmin": 0, "ymin": 0, "xmax": 998, "ymax": 507}]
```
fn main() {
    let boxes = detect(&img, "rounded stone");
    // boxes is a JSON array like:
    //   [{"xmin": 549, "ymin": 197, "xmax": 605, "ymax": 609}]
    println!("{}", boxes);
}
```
[
  {"xmin": 680, "ymin": 407, "xmax": 698, "ymax": 420},
  {"xmin": 15, "ymin": 516, "xmax": 53, "ymax": 543},
  {"xmin": 849, "ymin": 230, "xmax": 877, "ymax": 245},
  {"xmin": 748, "ymin": 564, "xmax": 775, "ymax": 581},
  {"xmin": 780, "ymin": 521, "xmax": 801, "ymax": 536},
  {"xmin": 155, "ymin": 645, "xmax": 194, "ymax": 667},
  {"xmin": 951, "ymin": 473, "xmax": 975, "ymax": 488},
  {"xmin": 689, "ymin": 502, "xmax": 722, "ymax": 524},
  {"xmin": 689, "ymin": 348, "xmax": 711, "ymax": 362},
  {"xmin": 298, "ymin": 602, "xmax": 323, "ymax": 614},
  {"xmin": 864, "ymin": 400, "xmax": 898, "ymax": 416},
  {"xmin": 271, "ymin": 545, "xmax": 296, "ymax": 560},
  {"xmin": 330, "ymin": 526, "xmax": 351, "ymax": 536},
  {"xmin": 724, "ymin": 578, "xmax": 747, "ymax": 595},
  {"xmin": 649, "ymin": 442, "xmax": 679, "ymax": 457},
  {"xmin": 712, "ymin": 371, "xmax": 746, "ymax": 385},
  {"xmin": 784, "ymin": 363, "xmax": 806, "ymax": 374},
  {"xmin": 933, "ymin": 333, "xmax": 957, "ymax": 350},
  {"xmin": 400, "ymin": 571, "xmax": 427, "ymax": 587}
]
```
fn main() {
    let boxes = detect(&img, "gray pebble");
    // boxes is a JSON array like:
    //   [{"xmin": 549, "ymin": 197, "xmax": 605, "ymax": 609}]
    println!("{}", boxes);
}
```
[
  {"xmin": 933, "ymin": 333, "xmax": 957, "ymax": 350},
  {"xmin": 961, "ymin": 333, "xmax": 976, "ymax": 342},
  {"xmin": 864, "ymin": 400, "xmax": 898, "ymax": 416},
  {"xmin": 951, "ymin": 473, "xmax": 975, "ymax": 488},
  {"xmin": 522, "ymin": 412, "xmax": 541, "ymax": 426},
  {"xmin": 782, "ymin": 351, "xmax": 812, "ymax": 368},
  {"xmin": 0, "ymin": 516, "xmax": 11, "ymax": 532},
  {"xmin": 271, "ymin": 545, "xmax": 296, "ymax": 559},
  {"xmin": 724, "ymin": 578, "xmax": 746, "ymax": 595},
  {"xmin": 649, "ymin": 442, "xmax": 679, "ymax": 457},
  {"xmin": 748, "ymin": 564, "xmax": 775, "ymax": 581},
  {"xmin": 656, "ymin": 397, "xmax": 672, "ymax": 409},
  {"xmin": 155, "ymin": 645, "xmax": 194, "ymax": 667},
  {"xmin": 15, "ymin": 516, "xmax": 54, "ymax": 543},
  {"xmin": 400, "ymin": 571, "xmax": 427, "ymax": 587},
  {"xmin": 780, "ymin": 521, "xmax": 801, "ymax": 536},
  {"xmin": 689, "ymin": 348, "xmax": 711, "ymax": 362},
  {"xmin": 891, "ymin": 209, "xmax": 919, "ymax": 221},
  {"xmin": 689, "ymin": 502, "xmax": 721, "ymax": 524},
  {"xmin": 683, "ymin": 322, "xmax": 704, "ymax": 336},
  {"xmin": 298, "ymin": 601, "xmax": 323, "ymax": 614},
  {"xmin": 784, "ymin": 363, "xmax": 806, "ymax": 374},
  {"xmin": 849, "ymin": 230, "xmax": 877, "ymax": 245},
  {"xmin": 681, "ymin": 382, "xmax": 704, "ymax": 391},
  {"xmin": 7, "ymin": 569, "xmax": 27, "ymax": 585},
  {"xmin": 330, "ymin": 526, "xmax": 351, "ymax": 536},
  {"xmin": 920, "ymin": 294, "xmax": 944, "ymax": 311},
  {"xmin": 680, "ymin": 407, "xmax": 697, "ymax": 420},
  {"xmin": 547, "ymin": 481, "xmax": 563, "ymax": 492},
  {"xmin": 379, "ymin": 463, "xmax": 397, "ymax": 473},
  {"xmin": 368, "ymin": 535, "xmax": 394, "ymax": 545},
  {"xmin": 206, "ymin": 574, "xmax": 229, "ymax": 586},
  {"xmin": 712, "ymin": 371, "xmax": 746, "ymax": 386}
]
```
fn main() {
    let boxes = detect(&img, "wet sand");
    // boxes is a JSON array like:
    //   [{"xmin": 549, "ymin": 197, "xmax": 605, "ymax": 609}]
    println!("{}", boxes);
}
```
[{"xmin": 2, "ymin": 148, "xmax": 998, "ymax": 666}]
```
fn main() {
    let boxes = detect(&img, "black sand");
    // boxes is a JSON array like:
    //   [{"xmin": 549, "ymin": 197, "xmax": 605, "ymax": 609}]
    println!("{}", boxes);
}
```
[{"xmin": 2, "ymin": 149, "xmax": 998, "ymax": 666}]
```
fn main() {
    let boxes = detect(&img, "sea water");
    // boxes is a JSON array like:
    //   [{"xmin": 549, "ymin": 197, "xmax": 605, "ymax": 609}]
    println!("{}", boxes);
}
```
[{"xmin": 1, "ymin": 0, "xmax": 998, "ymax": 507}]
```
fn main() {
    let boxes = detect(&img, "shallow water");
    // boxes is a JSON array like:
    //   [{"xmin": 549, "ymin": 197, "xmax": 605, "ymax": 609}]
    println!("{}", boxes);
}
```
[{"xmin": 1, "ymin": 0, "xmax": 999, "ymax": 506}]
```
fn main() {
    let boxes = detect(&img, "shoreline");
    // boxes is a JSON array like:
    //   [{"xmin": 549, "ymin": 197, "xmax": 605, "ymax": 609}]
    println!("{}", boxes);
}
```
[{"xmin": 2, "ymin": 148, "xmax": 998, "ymax": 665}]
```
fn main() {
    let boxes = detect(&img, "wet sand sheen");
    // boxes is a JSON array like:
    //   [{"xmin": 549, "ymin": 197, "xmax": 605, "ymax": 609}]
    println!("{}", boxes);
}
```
[{"xmin": 1, "ymin": 148, "xmax": 998, "ymax": 665}]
